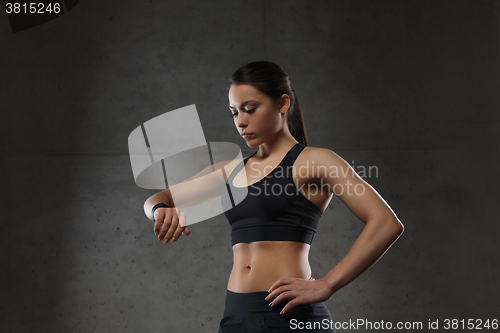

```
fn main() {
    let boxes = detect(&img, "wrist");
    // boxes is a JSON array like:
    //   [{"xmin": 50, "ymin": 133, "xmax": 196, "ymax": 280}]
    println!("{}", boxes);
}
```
[
  {"xmin": 322, "ymin": 271, "xmax": 346, "ymax": 295},
  {"xmin": 151, "ymin": 202, "xmax": 170, "ymax": 222}
]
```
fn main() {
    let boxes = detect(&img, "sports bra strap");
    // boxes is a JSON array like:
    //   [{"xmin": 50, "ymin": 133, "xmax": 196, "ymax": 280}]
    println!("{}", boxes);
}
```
[
  {"xmin": 228, "ymin": 143, "xmax": 305, "ymax": 186},
  {"xmin": 281, "ymin": 143, "xmax": 306, "ymax": 167}
]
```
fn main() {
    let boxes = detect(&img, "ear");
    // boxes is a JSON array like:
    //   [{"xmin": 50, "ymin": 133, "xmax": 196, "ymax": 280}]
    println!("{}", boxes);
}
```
[{"xmin": 278, "ymin": 94, "xmax": 291, "ymax": 114}]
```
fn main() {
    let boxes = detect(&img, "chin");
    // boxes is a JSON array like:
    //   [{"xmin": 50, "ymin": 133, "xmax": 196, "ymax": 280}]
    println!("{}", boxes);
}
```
[{"xmin": 245, "ymin": 139, "xmax": 259, "ymax": 148}]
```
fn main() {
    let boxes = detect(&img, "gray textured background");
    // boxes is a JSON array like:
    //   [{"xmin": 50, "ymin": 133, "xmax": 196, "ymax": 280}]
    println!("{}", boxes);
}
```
[{"xmin": 1, "ymin": 1, "xmax": 499, "ymax": 332}]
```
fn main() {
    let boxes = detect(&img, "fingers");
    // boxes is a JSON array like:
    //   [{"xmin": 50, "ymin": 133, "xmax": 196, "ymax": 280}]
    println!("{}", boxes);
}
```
[
  {"xmin": 156, "ymin": 208, "xmax": 171, "ymax": 241},
  {"xmin": 280, "ymin": 298, "xmax": 302, "ymax": 315},
  {"xmin": 268, "ymin": 277, "xmax": 294, "ymax": 293},
  {"xmin": 162, "ymin": 209, "xmax": 180, "ymax": 243},
  {"xmin": 170, "ymin": 209, "xmax": 187, "ymax": 243},
  {"xmin": 154, "ymin": 208, "xmax": 165, "ymax": 236},
  {"xmin": 265, "ymin": 277, "xmax": 311, "ymax": 314},
  {"xmin": 156, "ymin": 208, "xmax": 190, "ymax": 244},
  {"xmin": 266, "ymin": 287, "xmax": 293, "ymax": 305},
  {"xmin": 266, "ymin": 277, "xmax": 295, "ymax": 304},
  {"xmin": 178, "ymin": 209, "xmax": 186, "ymax": 228},
  {"xmin": 267, "ymin": 289, "xmax": 300, "ymax": 315}
]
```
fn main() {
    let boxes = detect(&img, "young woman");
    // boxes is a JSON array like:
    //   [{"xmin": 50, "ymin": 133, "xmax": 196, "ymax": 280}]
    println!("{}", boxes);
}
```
[{"xmin": 144, "ymin": 61, "xmax": 404, "ymax": 332}]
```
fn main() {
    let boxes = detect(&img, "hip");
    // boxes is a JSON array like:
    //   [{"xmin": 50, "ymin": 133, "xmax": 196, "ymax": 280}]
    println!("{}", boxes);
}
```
[{"xmin": 218, "ymin": 290, "xmax": 335, "ymax": 333}]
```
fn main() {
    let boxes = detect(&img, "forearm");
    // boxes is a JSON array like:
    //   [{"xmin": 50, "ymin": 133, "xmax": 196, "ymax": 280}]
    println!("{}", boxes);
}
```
[
  {"xmin": 322, "ymin": 217, "xmax": 404, "ymax": 294},
  {"xmin": 143, "ymin": 190, "xmax": 173, "ymax": 221}
]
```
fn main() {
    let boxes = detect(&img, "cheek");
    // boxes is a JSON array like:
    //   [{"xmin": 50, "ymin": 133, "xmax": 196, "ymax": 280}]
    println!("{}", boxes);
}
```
[{"xmin": 260, "ymin": 112, "xmax": 282, "ymax": 131}]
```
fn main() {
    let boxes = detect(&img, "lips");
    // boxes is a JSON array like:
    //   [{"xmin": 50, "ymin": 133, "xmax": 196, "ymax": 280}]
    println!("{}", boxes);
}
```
[{"xmin": 241, "ymin": 133, "xmax": 252, "ymax": 138}]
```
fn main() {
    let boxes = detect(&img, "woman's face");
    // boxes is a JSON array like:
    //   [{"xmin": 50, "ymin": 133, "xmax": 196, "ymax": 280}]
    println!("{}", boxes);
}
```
[{"xmin": 228, "ymin": 84, "xmax": 288, "ymax": 148}]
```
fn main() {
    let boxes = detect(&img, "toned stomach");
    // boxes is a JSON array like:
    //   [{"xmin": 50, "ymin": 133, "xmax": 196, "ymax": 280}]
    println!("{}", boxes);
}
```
[{"xmin": 227, "ymin": 241, "xmax": 312, "ymax": 293}]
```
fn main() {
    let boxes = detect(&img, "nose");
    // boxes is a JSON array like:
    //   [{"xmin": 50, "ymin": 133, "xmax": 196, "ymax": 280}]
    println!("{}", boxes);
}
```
[{"xmin": 236, "ymin": 112, "xmax": 248, "ymax": 129}]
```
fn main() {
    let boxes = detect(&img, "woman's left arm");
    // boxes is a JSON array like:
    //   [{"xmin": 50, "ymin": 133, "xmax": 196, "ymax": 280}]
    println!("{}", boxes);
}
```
[{"xmin": 267, "ymin": 148, "xmax": 404, "ymax": 314}]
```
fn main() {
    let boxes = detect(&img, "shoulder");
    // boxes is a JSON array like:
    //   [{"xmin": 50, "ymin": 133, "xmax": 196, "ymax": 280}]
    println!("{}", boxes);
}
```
[
  {"xmin": 299, "ymin": 146, "xmax": 349, "ymax": 167},
  {"xmin": 295, "ymin": 145, "xmax": 354, "ymax": 183}
]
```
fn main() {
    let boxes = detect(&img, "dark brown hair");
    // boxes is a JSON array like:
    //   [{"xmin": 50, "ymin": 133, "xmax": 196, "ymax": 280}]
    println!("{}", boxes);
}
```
[{"xmin": 228, "ymin": 61, "xmax": 309, "ymax": 146}]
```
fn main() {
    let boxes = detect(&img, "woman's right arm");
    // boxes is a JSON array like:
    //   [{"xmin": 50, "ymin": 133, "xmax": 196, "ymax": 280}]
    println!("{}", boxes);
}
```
[{"xmin": 143, "ymin": 158, "xmax": 241, "ymax": 244}]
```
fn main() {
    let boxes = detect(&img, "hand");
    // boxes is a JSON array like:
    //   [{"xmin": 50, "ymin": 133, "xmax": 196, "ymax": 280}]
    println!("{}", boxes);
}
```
[
  {"xmin": 265, "ymin": 277, "xmax": 332, "ymax": 314},
  {"xmin": 154, "ymin": 207, "xmax": 191, "ymax": 244}
]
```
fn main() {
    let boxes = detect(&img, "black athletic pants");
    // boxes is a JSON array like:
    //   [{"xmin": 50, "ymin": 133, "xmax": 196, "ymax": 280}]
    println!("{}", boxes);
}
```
[{"xmin": 218, "ymin": 290, "xmax": 335, "ymax": 332}]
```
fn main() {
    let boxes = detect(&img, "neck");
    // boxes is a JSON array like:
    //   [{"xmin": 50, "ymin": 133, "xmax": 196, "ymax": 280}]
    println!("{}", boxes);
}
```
[{"xmin": 256, "ymin": 130, "xmax": 298, "ymax": 159}]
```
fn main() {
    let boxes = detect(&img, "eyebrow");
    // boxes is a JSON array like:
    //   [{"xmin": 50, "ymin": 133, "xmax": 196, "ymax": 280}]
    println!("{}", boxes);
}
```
[{"xmin": 228, "ymin": 100, "xmax": 259, "ymax": 110}]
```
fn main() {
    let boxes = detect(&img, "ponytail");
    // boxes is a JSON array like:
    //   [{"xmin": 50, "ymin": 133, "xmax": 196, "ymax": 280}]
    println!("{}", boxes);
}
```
[{"xmin": 286, "ymin": 88, "xmax": 309, "ymax": 146}]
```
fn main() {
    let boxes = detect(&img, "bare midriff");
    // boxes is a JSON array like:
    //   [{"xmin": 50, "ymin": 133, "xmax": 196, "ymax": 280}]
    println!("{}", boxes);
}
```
[{"xmin": 227, "ymin": 241, "xmax": 312, "ymax": 293}]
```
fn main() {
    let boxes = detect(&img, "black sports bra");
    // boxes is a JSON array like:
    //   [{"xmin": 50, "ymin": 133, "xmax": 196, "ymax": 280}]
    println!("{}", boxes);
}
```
[{"xmin": 221, "ymin": 143, "xmax": 323, "ymax": 246}]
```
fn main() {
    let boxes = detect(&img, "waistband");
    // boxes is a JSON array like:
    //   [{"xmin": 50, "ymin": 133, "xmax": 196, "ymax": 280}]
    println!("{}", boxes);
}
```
[
  {"xmin": 223, "ymin": 290, "xmax": 285, "ymax": 317},
  {"xmin": 222, "ymin": 289, "xmax": 335, "ymax": 331},
  {"xmin": 222, "ymin": 289, "xmax": 327, "ymax": 319}
]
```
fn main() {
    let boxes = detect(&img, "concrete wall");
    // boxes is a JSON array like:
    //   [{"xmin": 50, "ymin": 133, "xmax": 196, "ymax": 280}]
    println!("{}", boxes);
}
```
[{"xmin": 1, "ymin": 1, "xmax": 498, "ymax": 332}]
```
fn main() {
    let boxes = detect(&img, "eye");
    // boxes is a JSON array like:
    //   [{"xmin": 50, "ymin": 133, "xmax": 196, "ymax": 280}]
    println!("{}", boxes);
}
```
[{"xmin": 228, "ymin": 108, "xmax": 256, "ymax": 117}]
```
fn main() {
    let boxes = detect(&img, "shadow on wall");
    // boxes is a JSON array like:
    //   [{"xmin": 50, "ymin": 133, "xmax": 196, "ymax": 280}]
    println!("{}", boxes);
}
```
[{"xmin": 1, "ymin": 0, "xmax": 110, "ymax": 331}]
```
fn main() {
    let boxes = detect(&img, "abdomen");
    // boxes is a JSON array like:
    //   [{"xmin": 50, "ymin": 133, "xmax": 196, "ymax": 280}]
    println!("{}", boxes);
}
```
[{"xmin": 227, "ymin": 241, "xmax": 312, "ymax": 293}]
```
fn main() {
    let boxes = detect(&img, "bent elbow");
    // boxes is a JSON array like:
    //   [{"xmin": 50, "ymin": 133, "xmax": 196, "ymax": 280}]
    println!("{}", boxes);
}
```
[
  {"xmin": 399, "ymin": 221, "xmax": 405, "ymax": 235},
  {"xmin": 391, "ymin": 218, "xmax": 404, "ymax": 239},
  {"xmin": 377, "ymin": 216, "xmax": 404, "ymax": 240}
]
